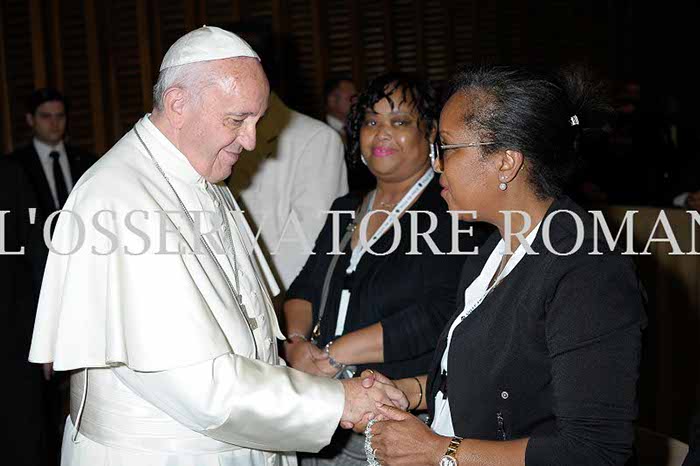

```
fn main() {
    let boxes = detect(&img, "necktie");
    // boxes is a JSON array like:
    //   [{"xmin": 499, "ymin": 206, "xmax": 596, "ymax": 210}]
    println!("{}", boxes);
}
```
[{"xmin": 50, "ymin": 151, "xmax": 69, "ymax": 208}]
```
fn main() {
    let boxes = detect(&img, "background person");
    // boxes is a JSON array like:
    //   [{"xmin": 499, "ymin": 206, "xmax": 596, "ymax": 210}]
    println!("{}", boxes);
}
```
[
  {"xmin": 6, "ymin": 87, "xmax": 96, "ymax": 465},
  {"xmin": 283, "ymin": 72, "xmax": 490, "ymax": 465},
  {"xmin": 324, "ymin": 76, "xmax": 357, "ymax": 145}
]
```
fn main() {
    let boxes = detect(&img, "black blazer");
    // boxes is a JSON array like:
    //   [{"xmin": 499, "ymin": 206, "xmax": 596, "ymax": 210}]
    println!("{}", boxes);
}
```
[
  {"xmin": 426, "ymin": 196, "xmax": 647, "ymax": 466},
  {"xmin": 286, "ymin": 178, "xmax": 492, "ymax": 379},
  {"xmin": 8, "ymin": 142, "xmax": 95, "ymax": 219}
]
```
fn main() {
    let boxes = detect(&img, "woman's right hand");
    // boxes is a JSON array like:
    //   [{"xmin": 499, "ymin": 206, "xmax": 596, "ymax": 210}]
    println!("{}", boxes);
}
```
[{"xmin": 285, "ymin": 340, "xmax": 332, "ymax": 376}]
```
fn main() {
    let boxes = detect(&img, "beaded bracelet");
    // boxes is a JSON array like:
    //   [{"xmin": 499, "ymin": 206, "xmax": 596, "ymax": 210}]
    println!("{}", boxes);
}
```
[{"xmin": 324, "ymin": 340, "xmax": 346, "ymax": 370}]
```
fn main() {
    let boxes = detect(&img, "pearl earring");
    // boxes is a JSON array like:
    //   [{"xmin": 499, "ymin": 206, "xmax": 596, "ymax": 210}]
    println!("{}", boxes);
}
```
[{"xmin": 499, "ymin": 182, "xmax": 508, "ymax": 191}]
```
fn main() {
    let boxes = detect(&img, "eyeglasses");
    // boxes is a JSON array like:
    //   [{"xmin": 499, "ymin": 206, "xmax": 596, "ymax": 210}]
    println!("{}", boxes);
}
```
[{"xmin": 430, "ymin": 141, "xmax": 497, "ymax": 173}]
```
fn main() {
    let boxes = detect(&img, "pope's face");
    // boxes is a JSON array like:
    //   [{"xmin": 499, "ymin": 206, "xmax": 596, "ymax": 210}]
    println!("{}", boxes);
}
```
[{"xmin": 180, "ymin": 58, "xmax": 269, "ymax": 183}]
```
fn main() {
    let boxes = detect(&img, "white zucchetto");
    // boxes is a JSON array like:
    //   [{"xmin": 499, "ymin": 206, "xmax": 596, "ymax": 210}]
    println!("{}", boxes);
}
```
[{"xmin": 160, "ymin": 25, "xmax": 259, "ymax": 71}]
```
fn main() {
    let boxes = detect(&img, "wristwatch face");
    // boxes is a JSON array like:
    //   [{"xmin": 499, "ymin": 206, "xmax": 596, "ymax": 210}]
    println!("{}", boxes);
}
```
[{"xmin": 439, "ymin": 455, "xmax": 457, "ymax": 466}]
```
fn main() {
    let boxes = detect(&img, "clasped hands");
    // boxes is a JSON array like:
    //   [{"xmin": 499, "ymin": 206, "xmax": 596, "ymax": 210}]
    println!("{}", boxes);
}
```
[
  {"xmin": 339, "ymin": 369, "xmax": 408, "ymax": 431},
  {"xmin": 342, "ymin": 370, "xmax": 451, "ymax": 466},
  {"xmin": 286, "ymin": 340, "xmax": 449, "ymax": 464},
  {"xmin": 285, "ymin": 340, "xmax": 408, "ymax": 428}
]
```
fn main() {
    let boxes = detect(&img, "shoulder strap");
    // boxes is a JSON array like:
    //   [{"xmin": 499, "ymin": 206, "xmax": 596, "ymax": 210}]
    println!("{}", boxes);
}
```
[{"xmin": 312, "ymin": 195, "xmax": 372, "ymax": 341}]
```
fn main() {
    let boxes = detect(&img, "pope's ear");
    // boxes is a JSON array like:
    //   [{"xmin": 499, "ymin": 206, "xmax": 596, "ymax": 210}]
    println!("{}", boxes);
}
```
[{"xmin": 162, "ymin": 87, "xmax": 188, "ymax": 129}]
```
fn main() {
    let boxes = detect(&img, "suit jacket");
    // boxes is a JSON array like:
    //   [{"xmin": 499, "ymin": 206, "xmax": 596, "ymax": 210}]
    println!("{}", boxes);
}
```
[
  {"xmin": 426, "ymin": 196, "xmax": 647, "ymax": 466},
  {"xmin": 8, "ymin": 142, "xmax": 95, "ymax": 219},
  {"xmin": 1, "ymin": 157, "xmax": 47, "ymax": 463}
]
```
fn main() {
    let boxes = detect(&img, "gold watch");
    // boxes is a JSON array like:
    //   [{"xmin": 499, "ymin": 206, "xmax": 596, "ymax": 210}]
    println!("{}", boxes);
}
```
[{"xmin": 438, "ymin": 436, "xmax": 463, "ymax": 466}]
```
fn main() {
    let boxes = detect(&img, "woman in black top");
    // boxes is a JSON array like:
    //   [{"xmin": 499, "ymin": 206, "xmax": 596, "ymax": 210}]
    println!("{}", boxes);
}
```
[
  {"xmin": 284, "ymin": 73, "xmax": 488, "ymax": 464},
  {"xmin": 362, "ymin": 66, "xmax": 646, "ymax": 466}
]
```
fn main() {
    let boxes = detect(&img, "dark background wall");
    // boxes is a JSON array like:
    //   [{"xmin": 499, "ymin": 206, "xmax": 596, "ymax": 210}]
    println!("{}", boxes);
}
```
[{"xmin": 0, "ymin": 0, "xmax": 637, "ymax": 155}]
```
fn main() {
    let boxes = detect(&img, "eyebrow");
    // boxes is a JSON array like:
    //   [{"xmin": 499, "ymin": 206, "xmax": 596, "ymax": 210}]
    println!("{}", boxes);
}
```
[
  {"xmin": 367, "ymin": 110, "xmax": 414, "ymax": 116},
  {"xmin": 224, "ymin": 112, "xmax": 254, "ymax": 117}
]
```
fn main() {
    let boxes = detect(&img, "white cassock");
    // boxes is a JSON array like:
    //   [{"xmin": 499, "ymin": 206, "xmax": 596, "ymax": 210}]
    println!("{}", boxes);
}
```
[
  {"xmin": 28, "ymin": 115, "xmax": 344, "ymax": 465},
  {"xmin": 228, "ymin": 92, "xmax": 348, "ymax": 289}
]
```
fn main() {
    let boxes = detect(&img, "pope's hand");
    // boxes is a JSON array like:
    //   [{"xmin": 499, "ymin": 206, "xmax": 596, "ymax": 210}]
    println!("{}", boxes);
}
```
[{"xmin": 339, "ymin": 377, "xmax": 408, "ymax": 431}]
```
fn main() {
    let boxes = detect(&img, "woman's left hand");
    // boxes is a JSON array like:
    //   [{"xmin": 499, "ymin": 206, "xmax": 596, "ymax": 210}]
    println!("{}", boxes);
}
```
[{"xmin": 369, "ymin": 404, "xmax": 451, "ymax": 466}]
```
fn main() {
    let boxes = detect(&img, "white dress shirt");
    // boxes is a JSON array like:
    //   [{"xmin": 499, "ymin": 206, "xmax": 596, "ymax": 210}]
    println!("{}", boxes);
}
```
[
  {"xmin": 431, "ymin": 223, "xmax": 542, "ymax": 437},
  {"xmin": 325, "ymin": 114, "xmax": 345, "ymax": 135},
  {"xmin": 33, "ymin": 137, "xmax": 73, "ymax": 208}
]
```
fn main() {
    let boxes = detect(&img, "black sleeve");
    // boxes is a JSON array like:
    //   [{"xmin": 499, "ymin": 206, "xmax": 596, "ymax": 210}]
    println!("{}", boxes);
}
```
[
  {"xmin": 525, "ymin": 254, "xmax": 646, "ymax": 466},
  {"xmin": 381, "ymin": 219, "xmax": 472, "ymax": 362}
]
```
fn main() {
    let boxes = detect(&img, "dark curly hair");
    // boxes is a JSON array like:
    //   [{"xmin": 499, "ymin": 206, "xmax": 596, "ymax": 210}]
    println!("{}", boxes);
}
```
[
  {"xmin": 346, "ymin": 72, "xmax": 439, "ymax": 167},
  {"xmin": 443, "ymin": 65, "xmax": 611, "ymax": 199}
]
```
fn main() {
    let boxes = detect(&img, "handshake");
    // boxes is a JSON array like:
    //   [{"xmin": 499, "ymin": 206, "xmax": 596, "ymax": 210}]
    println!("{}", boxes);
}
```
[{"xmin": 338, "ymin": 370, "xmax": 406, "ymax": 431}]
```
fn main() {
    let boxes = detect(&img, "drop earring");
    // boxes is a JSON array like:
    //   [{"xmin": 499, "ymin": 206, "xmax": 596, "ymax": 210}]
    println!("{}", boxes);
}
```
[
  {"xmin": 499, "ymin": 177, "xmax": 508, "ymax": 191},
  {"xmin": 361, "ymin": 154, "xmax": 368, "ymax": 166}
]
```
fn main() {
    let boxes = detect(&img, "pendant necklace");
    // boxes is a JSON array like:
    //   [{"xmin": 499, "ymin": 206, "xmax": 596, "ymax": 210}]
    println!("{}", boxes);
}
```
[{"xmin": 133, "ymin": 127, "xmax": 259, "ymax": 342}]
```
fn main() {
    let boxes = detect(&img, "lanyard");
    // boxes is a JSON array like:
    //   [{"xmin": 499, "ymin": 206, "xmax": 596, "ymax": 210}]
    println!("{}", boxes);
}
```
[
  {"xmin": 332, "ymin": 168, "xmax": 433, "ymax": 337},
  {"xmin": 346, "ymin": 168, "xmax": 434, "ymax": 274}
]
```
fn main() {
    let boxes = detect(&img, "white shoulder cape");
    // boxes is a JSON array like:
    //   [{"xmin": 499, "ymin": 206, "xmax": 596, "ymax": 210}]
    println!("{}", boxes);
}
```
[{"xmin": 29, "ymin": 117, "xmax": 283, "ymax": 371}]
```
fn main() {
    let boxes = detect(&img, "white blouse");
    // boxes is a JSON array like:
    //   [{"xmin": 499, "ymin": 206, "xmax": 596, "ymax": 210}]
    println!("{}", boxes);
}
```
[{"xmin": 431, "ymin": 223, "xmax": 542, "ymax": 436}]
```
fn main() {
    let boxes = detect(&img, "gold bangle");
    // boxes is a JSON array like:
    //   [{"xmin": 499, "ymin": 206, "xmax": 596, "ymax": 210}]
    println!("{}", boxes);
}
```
[{"xmin": 411, "ymin": 376, "xmax": 423, "ymax": 411}]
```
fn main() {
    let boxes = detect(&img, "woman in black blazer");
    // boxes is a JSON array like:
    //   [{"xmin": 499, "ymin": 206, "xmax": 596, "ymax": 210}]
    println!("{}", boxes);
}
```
[{"xmin": 362, "ymin": 66, "xmax": 647, "ymax": 466}]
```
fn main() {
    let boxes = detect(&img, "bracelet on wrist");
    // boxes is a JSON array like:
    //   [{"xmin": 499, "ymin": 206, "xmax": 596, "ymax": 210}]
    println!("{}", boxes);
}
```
[
  {"xmin": 324, "ymin": 340, "xmax": 346, "ymax": 370},
  {"xmin": 286, "ymin": 332, "xmax": 308, "ymax": 343},
  {"xmin": 411, "ymin": 376, "xmax": 424, "ymax": 411}
]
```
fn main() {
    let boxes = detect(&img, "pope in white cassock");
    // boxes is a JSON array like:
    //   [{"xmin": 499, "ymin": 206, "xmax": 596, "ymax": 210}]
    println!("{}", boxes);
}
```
[{"xmin": 28, "ymin": 26, "xmax": 406, "ymax": 465}]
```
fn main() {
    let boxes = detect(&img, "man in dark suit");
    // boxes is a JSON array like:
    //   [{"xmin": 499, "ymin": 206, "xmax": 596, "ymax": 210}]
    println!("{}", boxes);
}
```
[
  {"xmin": 1, "ymin": 157, "xmax": 48, "ymax": 465},
  {"xmin": 5, "ymin": 88, "xmax": 95, "ymax": 465},
  {"xmin": 9, "ymin": 88, "xmax": 95, "ymax": 219}
]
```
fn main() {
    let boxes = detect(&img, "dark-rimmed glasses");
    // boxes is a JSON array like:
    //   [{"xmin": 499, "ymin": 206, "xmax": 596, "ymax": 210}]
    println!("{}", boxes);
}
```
[{"xmin": 430, "ymin": 141, "xmax": 497, "ymax": 173}]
